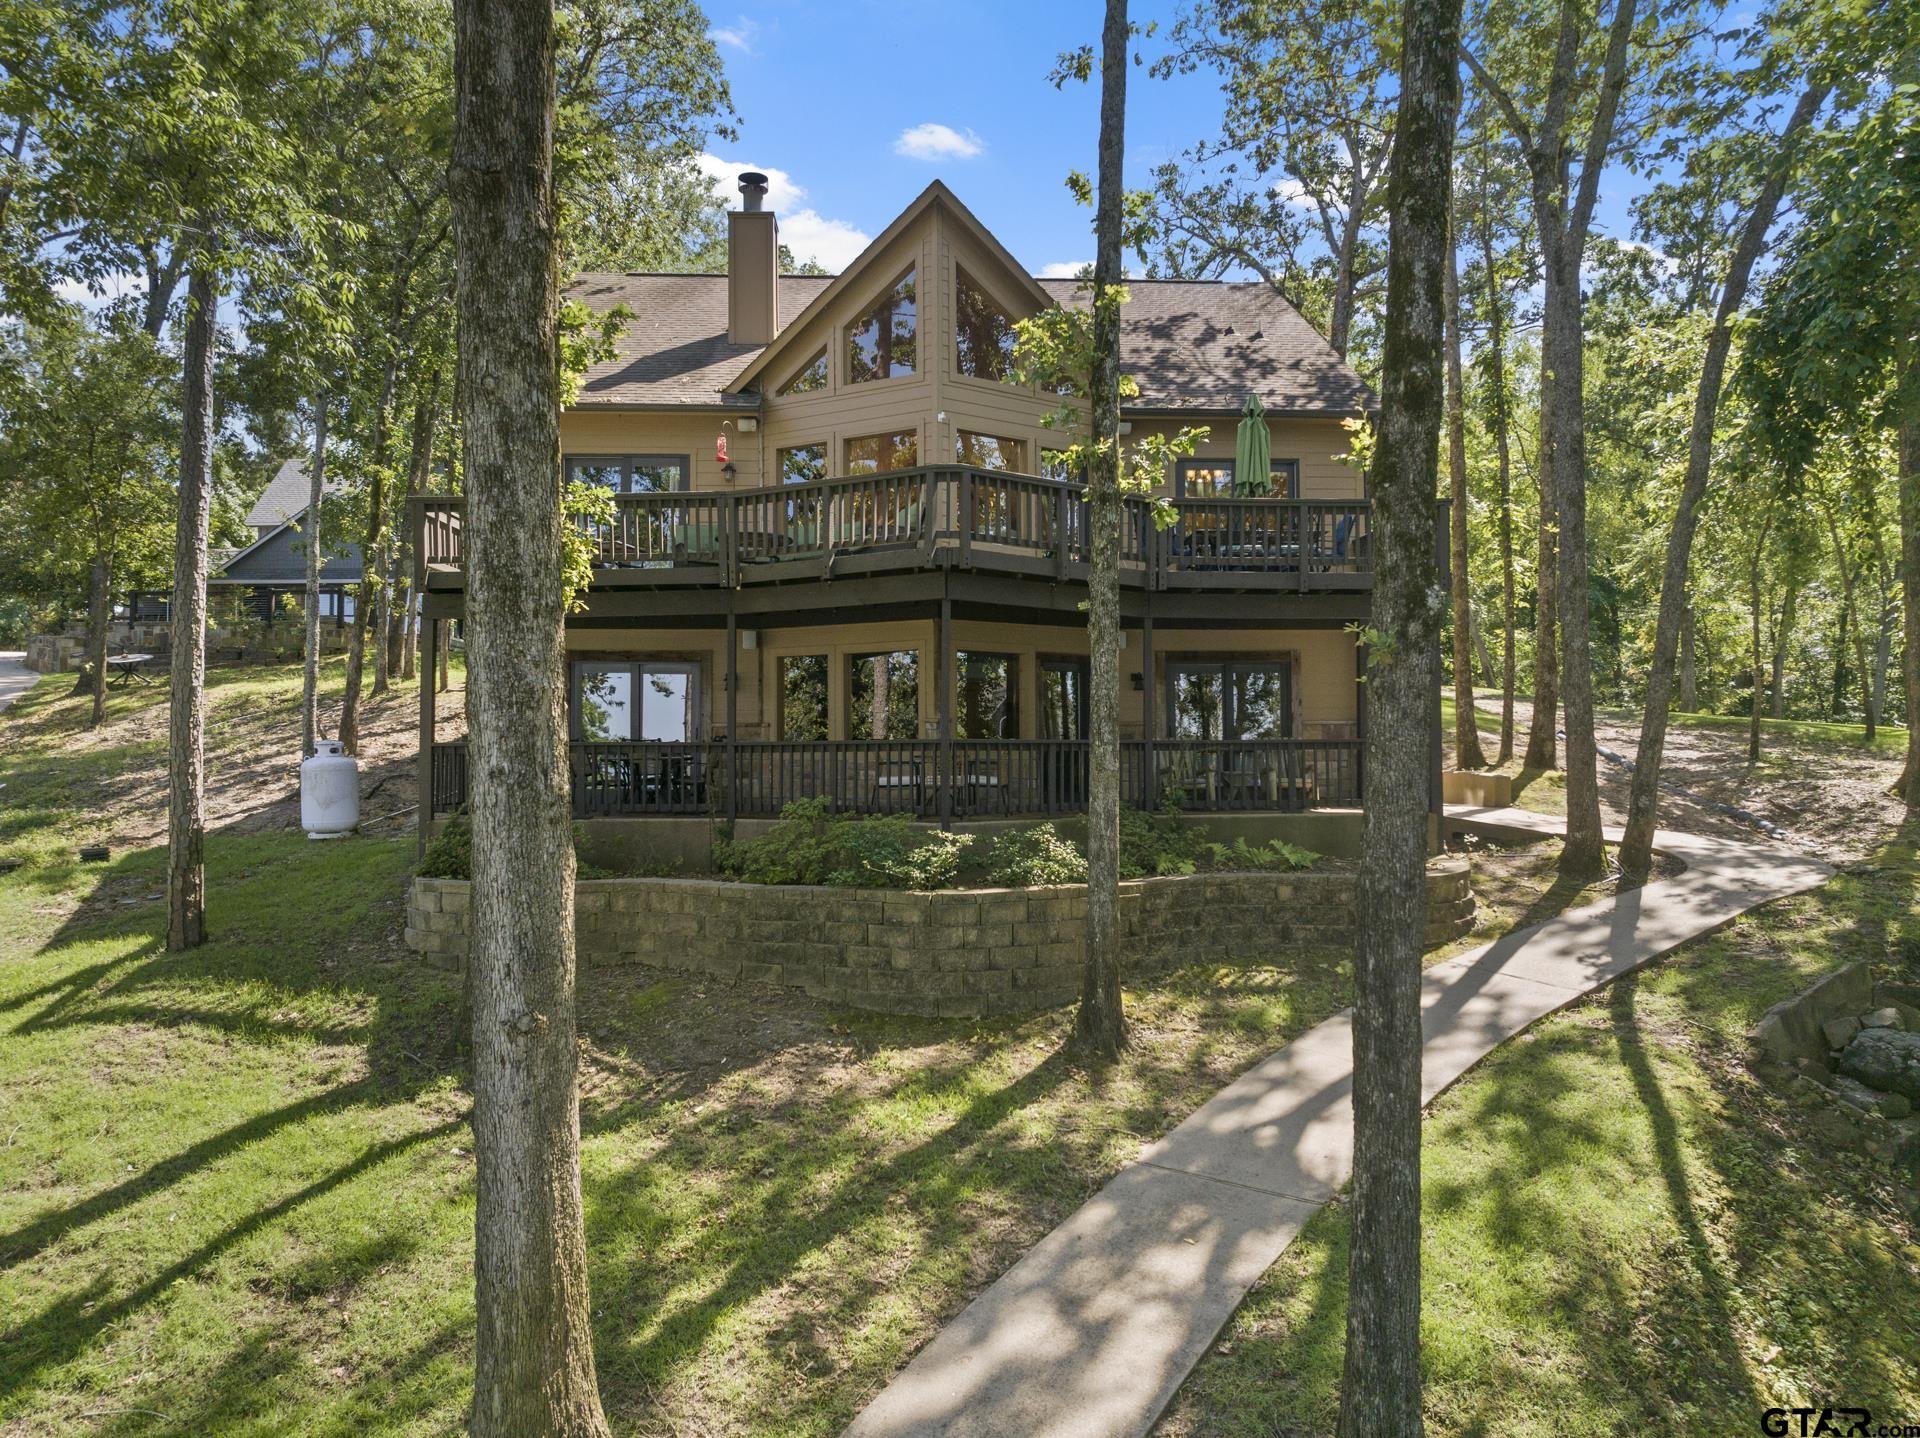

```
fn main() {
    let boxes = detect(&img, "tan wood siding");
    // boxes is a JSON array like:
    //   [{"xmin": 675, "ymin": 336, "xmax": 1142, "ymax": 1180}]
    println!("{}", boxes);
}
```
[{"xmin": 565, "ymin": 621, "xmax": 1357, "ymax": 741}]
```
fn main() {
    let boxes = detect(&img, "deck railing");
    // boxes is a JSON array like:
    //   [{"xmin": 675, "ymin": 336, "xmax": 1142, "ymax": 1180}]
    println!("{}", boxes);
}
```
[
  {"xmin": 430, "ymin": 736, "xmax": 1363, "ymax": 821},
  {"xmin": 413, "ymin": 469, "xmax": 1379, "ymax": 592}
]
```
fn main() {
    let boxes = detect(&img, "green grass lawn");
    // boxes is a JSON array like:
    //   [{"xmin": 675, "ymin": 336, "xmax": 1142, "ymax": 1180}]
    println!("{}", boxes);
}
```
[
  {"xmin": 5, "ymin": 663, "xmax": 1917, "ymax": 1436},
  {"xmin": 1648, "ymin": 706, "xmax": 1910, "ymax": 755},
  {"xmin": 1157, "ymin": 830, "xmax": 1920, "ymax": 1436},
  {"xmin": 0, "ymin": 664, "xmax": 1376, "ymax": 1436}
]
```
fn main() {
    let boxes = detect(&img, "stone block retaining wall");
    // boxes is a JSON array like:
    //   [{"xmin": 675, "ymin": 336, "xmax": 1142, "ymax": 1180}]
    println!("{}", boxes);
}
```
[{"xmin": 407, "ymin": 859, "xmax": 1474, "ymax": 1017}]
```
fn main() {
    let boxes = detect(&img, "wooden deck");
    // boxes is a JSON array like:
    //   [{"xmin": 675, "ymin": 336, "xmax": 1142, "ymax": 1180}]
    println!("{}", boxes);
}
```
[{"xmin": 412, "ymin": 466, "xmax": 1380, "ymax": 596}]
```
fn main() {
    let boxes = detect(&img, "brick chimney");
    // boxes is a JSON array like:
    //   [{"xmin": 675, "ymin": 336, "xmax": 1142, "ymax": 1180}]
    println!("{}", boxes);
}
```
[{"xmin": 728, "ymin": 171, "xmax": 778, "ymax": 346}]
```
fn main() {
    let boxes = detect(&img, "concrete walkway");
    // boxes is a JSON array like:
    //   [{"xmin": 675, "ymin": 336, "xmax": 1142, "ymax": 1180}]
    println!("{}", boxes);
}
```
[
  {"xmin": 842, "ymin": 809, "xmax": 1832, "ymax": 1438},
  {"xmin": 0, "ymin": 652, "xmax": 36, "ymax": 716}
]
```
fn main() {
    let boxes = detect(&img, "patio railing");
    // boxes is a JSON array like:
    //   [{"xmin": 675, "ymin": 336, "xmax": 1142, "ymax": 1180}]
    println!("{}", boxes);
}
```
[
  {"xmin": 429, "ymin": 736, "xmax": 1363, "ymax": 822},
  {"xmin": 414, "ymin": 468, "xmax": 1384, "ymax": 594}
]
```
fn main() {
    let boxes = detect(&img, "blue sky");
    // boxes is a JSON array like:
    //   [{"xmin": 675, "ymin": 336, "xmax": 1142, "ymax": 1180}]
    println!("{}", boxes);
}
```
[
  {"xmin": 692, "ymin": 0, "xmax": 1231, "ymax": 275},
  {"xmin": 693, "ymin": 0, "xmax": 1659, "ymax": 282}
]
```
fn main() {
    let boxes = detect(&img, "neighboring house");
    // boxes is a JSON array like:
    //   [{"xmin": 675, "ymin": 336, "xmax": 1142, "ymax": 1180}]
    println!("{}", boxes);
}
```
[
  {"xmin": 415, "ymin": 176, "xmax": 1442, "ymax": 852},
  {"xmin": 209, "ymin": 457, "xmax": 363, "ymax": 624}
]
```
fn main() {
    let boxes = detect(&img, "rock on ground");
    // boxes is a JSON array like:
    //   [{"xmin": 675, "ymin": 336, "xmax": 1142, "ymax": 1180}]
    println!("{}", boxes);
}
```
[{"xmin": 1837, "ymin": 1027, "xmax": 1920, "ymax": 1105}]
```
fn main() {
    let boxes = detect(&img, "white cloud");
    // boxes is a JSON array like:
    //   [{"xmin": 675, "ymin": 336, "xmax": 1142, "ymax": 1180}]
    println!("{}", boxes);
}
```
[
  {"xmin": 53, "ymin": 270, "xmax": 145, "ymax": 307},
  {"xmin": 707, "ymin": 16, "xmax": 757, "ymax": 52},
  {"xmin": 1037, "ymin": 261, "xmax": 1090, "ymax": 279},
  {"xmin": 695, "ymin": 154, "xmax": 873, "ymax": 272},
  {"xmin": 893, "ymin": 123, "xmax": 985, "ymax": 162},
  {"xmin": 1271, "ymin": 177, "xmax": 1315, "ymax": 211}
]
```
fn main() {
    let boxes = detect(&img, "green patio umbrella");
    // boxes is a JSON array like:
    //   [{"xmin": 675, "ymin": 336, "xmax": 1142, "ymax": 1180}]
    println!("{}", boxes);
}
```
[{"xmin": 1233, "ymin": 393, "xmax": 1271, "ymax": 495}]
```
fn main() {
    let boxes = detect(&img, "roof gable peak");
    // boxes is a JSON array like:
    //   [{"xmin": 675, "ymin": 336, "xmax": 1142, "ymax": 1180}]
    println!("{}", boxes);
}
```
[{"xmin": 728, "ymin": 181, "xmax": 1054, "ymax": 394}]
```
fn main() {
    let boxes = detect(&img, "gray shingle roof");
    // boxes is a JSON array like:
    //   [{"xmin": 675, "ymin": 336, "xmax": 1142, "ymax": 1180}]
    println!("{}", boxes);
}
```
[
  {"xmin": 566, "ymin": 273, "xmax": 1373, "ymax": 415},
  {"xmin": 244, "ymin": 456, "xmax": 344, "ymax": 529},
  {"xmin": 1036, "ymin": 278, "xmax": 1374, "ymax": 414},
  {"xmin": 567, "ymin": 273, "xmax": 834, "ymax": 409}
]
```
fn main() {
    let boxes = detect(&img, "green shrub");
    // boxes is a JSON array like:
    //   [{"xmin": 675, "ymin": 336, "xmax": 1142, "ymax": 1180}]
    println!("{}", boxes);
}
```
[
  {"xmin": 713, "ymin": 799, "xmax": 974, "ymax": 889},
  {"xmin": 983, "ymin": 823, "xmax": 1087, "ymax": 887},
  {"xmin": 1117, "ymin": 806, "xmax": 1211, "ymax": 877},
  {"xmin": 417, "ymin": 811, "xmax": 658, "ymax": 882},
  {"xmin": 418, "ymin": 810, "xmax": 472, "ymax": 878},
  {"xmin": 1203, "ymin": 836, "xmax": 1320, "ymax": 872}
]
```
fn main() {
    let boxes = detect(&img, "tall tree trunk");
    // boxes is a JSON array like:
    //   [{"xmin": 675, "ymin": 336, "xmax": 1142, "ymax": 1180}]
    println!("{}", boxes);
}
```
[
  {"xmin": 1871, "ymin": 563, "xmax": 1895, "ymax": 737},
  {"xmin": 438, "ymin": 617, "xmax": 451, "ymax": 692},
  {"xmin": 85, "ymin": 554, "xmax": 111, "ymax": 728},
  {"xmin": 1898, "ymin": 386, "xmax": 1919, "ymax": 805},
  {"xmin": 1445, "ymin": 216, "xmax": 1486, "ymax": 770},
  {"xmin": 1824, "ymin": 502, "xmax": 1877, "ymax": 741},
  {"xmin": 1477, "ymin": 200, "xmax": 1517, "ymax": 765},
  {"xmin": 1749, "ymin": 568, "xmax": 1766, "ymax": 763},
  {"xmin": 1831, "ymin": 589, "xmax": 1851, "ymax": 721},
  {"xmin": 303, "ymin": 396, "xmax": 330, "ymax": 757},
  {"xmin": 1074, "ymin": 0, "xmax": 1130, "ymax": 1060},
  {"xmin": 1469, "ymin": 608, "xmax": 1495, "ymax": 687},
  {"xmin": 1340, "ymin": 0, "xmax": 1457, "ymax": 1427},
  {"xmin": 167, "ymin": 257, "xmax": 217, "ymax": 952},
  {"xmin": 341, "ymin": 354, "xmax": 401, "ymax": 749},
  {"xmin": 1538, "ymin": 217, "xmax": 1604, "ymax": 873},
  {"xmin": 451, "ymin": 0, "xmax": 611, "ymax": 1427},
  {"xmin": 399, "ymin": 384, "xmax": 436, "ymax": 684},
  {"xmin": 372, "ymin": 533, "xmax": 394, "ymax": 698},
  {"xmin": 1680, "ymin": 601, "xmax": 1697, "ymax": 711},
  {"xmin": 1522, "ymin": 472, "xmax": 1558, "ymax": 769},
  {"xmin": 1771, "ymin": 579, "xmax": 1796, "ymax": 718},
  {"xmin": 1617, "ymin": 81, "xmax": 1826, "ymax": 874}
]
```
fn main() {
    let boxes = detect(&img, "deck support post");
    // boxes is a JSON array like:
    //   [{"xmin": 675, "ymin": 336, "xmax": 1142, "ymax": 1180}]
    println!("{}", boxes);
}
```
[
  {"xmin": 725, "ymin": 599, "xmax": 739, "ymax": 824},
  {"xmin": 1354, "ymin": 634, "xmax": 1368, "ymax": 808},
  {"xmin": 1141, "ymin": 602, "xmax": 1155, "ymax": 808},
  {"xmin": 418, "ymin": 615, "xmax": 437, "ymax": 856},
  {"xmin": 937, "ymin": 585, "xmax": 953, "ymax": 830}
]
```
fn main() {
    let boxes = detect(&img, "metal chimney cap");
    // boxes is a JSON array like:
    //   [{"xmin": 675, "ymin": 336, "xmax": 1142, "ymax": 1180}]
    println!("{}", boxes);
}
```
[{"xmin": 738, "ymin": 171, "xmax": 770, "ymax": 211}]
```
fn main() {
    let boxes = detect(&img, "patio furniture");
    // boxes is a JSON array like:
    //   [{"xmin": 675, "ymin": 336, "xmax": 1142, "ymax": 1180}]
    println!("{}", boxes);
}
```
[
  {"xmin": 870, "ymin": 756, "xmax": 924, "ymax": 813},
  {"xmin": 104, "ymin": 653, "xmax": 156, "ymax": 687}
]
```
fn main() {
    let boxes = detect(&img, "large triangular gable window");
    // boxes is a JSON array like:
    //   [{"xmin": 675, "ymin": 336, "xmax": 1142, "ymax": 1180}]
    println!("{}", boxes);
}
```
[
  {"xmin": 778, "ymin": 348, "xmax": 828, "ymax": 396},
  {"xmin": 847, "ymin": 269, "xmax": 917, "ymax": 384},
  {"xmin": 955, "ymin": 268, "xmax": 1018, "ymax": 383}
]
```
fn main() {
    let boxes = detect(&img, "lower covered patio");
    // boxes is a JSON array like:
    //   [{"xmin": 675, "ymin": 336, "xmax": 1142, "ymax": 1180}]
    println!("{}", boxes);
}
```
[{"xmin": 417, "ymin": 564, "xmax": 1439, "ymax": 839}]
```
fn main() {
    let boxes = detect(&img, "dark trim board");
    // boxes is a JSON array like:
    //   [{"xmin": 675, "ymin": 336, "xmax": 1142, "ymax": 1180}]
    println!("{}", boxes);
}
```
[{"xmin": 421, "ymin": 570, "xmax": 1368, "ymax": 632}]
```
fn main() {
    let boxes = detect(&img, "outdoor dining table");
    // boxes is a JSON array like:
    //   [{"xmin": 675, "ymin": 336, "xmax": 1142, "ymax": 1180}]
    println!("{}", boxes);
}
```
[{"xmin": 104, "ymin": 653, "xmax": 156, "ymax": 687}]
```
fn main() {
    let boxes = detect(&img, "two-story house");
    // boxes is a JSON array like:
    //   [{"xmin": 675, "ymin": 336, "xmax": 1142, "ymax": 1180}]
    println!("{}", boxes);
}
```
[{"xmin": 414, "ymin": 175, "xmax": 1440, "ymax": 862}]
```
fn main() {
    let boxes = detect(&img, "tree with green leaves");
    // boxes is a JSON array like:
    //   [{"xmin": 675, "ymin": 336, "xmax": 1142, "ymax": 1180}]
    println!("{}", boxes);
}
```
[
  {"xmin": 1343, "ymin": 0, "xmax": 1460, "ymax": 1424},
  {"xmin": 0, "ymin": 317, "xmax": 176, "ymax": 726},
  {"xmin": 1149, "ymin": 0, "xmax": 1399, "ymax": 361},
  {"xmin": 36, "ymin": 0, "xmax": 338, "ymax": 947},
  {"xmin": 1615, "ymin": 60, "xmax": 1830, "ymax": 876},
  {"xmin": 1463, "ymin": 0, "xmax": 1665, "ymax": 874},
  {"xmin": 1738, "ymin": 8, "xmax": 1919, "ymax": 806},
  {"xmin": 1445, "ymin": 193, "xmax": 1488, "ymax": 769}
]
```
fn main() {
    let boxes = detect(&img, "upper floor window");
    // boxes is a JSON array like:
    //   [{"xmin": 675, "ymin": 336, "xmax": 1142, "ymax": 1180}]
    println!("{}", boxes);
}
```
[
  {"xmin": 955, "ymin": 432, "xmax": 1025, "ymax": 472},
  {"xmin": 565, "ymin": 454, "xmax": 688, "ymax": 493},
  {"xmin": 779, "ymin": 348, "xmax": 828, "ymax": 396},
  {"xmin": 778, "ymin": 443, "xmax": 827, "ymax": 485},
  {"xmin": 955, "ymin": 268, "xmax": 1018, "ymax": 382},
  {"xmin": 1040, "ymin": 448, "xmax": 1081, "ymax": 484},
  {"xmin": 845, "ymin": 430, "xmax": 918, "ymax": 475},
  {"xmin": 847, "ymin": 269, "xmax": 917, "ymax": 384}
]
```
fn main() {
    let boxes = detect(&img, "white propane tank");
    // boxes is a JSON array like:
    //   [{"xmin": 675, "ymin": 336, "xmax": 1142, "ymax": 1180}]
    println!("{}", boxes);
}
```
[{"xmin": 301, "ymin": 740, "xmax": 360, "ymax": 838}]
